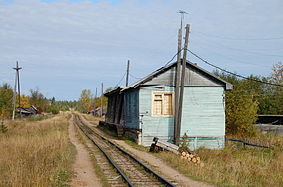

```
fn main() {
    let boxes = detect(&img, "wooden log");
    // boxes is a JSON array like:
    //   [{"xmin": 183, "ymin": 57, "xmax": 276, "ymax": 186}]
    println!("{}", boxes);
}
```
[
  {"xmin": 182, "ymin": 151, "xmax": 186, "ymax": 156},
  {"xmin": 192, "ymin": 157, "xmax": 197, "ymax": 163}
]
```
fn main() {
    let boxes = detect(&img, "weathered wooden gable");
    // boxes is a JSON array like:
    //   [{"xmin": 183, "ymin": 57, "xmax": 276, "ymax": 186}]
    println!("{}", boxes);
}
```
[{"xmin": 142, "ymin": 63, "xmax": 230, "ymax": 88}]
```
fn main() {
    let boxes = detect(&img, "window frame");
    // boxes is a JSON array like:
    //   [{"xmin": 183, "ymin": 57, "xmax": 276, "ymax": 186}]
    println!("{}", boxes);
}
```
[{"xmin": 151, "ymin": 91, "xmax": 174, "ymax": 117}]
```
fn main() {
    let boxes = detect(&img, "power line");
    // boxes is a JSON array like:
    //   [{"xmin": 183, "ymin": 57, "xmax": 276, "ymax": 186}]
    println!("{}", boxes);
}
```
[
  {"xmin": 192, "ymin": 36, "xmax": 283, "ymax": 58},
  {"xmin": 194, "ymin": 31, "xmax": 283, "ymax": 41},
  {"xmin": 187, "ymin": 49, "xmax": 283, "ymax": 88},
  {"xmin": 115, "ymin": 72, "xmax": 126, "ymax": 87},
  {"xmin": 164, "ymin": 47, "xmax": 184, "ymax": 67},
  {"xmin": 129, "ymin": 73, "xmax": 141, "ymax": 80}
]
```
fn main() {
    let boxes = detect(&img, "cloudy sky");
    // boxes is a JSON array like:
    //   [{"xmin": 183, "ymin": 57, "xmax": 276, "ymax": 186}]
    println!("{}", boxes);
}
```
[{"xmin": 1, "ymin": 0, "xmax": 282, "ymax": 100}]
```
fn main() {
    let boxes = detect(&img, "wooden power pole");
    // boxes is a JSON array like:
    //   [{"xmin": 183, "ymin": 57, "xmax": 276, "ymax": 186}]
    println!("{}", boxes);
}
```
[
  {"xmin": 100, "ymin": 83, "xmax": 103, "ymax": 117},
  {"xmin": 126, "ymin": 60, "xmax": 130, "ymax": 87},
  {"xmin": 176, "ymin": 24, "xmax": 190, "ymax": 145},
  {"xmin": 174, "ymin": 10, "xmax": 188, "ymax": 144},
  {"xmin": 174, "ymin": 28, "xmax": 182, "ymax": 144},
  {"xmin": 12, "ymin": 61, "xmax": 22, "ymax": 120},
  {"xmin": 94, "ymin": 87, "xmax": 97, "ymax": 109}
]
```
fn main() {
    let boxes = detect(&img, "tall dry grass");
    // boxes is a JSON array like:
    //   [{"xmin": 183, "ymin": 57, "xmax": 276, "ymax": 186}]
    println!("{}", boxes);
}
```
[
  {"xmin": 0, "ymin": 114, "xmax": 75, "ymax": 186},
  {"xmin": 159, "ymin": 143, "xmax": 283, "ymax": 187}
]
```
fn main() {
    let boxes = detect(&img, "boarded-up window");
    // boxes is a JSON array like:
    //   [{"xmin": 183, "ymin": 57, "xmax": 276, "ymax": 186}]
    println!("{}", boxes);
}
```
[
  {"xmin": 163, "ymin": 94, "xmax": 173, "ymax": 115},
  {"xmin": 152, "ymin": 92, "xmax": 173, "ymax": 116},
  {"xmin": 153, "ymin": 94, "xmax": 162, "ymax": 115}
]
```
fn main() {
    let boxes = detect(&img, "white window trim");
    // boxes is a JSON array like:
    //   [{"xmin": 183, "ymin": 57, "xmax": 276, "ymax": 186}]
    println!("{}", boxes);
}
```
[{"xmin": 151, "ymin": 91, "xmax": 174, "ymax": 117}]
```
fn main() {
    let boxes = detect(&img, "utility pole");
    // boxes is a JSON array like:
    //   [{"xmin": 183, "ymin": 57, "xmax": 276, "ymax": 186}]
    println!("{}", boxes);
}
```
[
  {"xmin": 174, "ymin": 28, "xmax": 182, "ymax": 144},
  {"xmin": 176, "ymin": 24, "xmax": 190, "ymax": 145},
  {"xmin": 100, "ymin": 83, "xmax": 103, "ymax": 117},
  {"xmin": 174, "ymin": 10, "xmax": 187, "ymax": 144},
  {"xmin": 94, "ymin": 87, "xmax": 97, "ymax": 109},
  {"xmin": 12, "ymin": 71, "xmax": 18, "ymax": 120},
  {"xmin": 126, "ymin": 60, "xmax": 130, "ymax": 87},
  {"xmin": 12, "ymin": 61, "xmax": 22, "ymax": 120}
]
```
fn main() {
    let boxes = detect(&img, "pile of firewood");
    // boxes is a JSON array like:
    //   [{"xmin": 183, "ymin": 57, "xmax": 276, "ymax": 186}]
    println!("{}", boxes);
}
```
[{"xmin": 180, "ymin": 151, "xmax": 201, "ymax": 164}]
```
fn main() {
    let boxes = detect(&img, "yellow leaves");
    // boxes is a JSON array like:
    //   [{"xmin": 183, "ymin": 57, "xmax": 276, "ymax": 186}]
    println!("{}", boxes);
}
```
[
  {"xmin": 16, "ymin": 94, "xmax": 31, "ymax": 108},
  {"xmin": 225, "ymin": 87, "xmax": 258, "ymax": 138}
]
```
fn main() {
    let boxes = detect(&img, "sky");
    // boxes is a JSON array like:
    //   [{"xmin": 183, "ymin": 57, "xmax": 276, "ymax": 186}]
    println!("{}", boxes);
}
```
[{"xmin": 0, "ymin": 0, "xmax": 282, "ymax": 100}]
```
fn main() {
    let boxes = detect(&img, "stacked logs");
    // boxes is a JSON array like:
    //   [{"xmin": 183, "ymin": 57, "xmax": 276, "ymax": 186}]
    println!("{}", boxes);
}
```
[{"xmin": 180, "ymin": 151, "xmax": 201, "ymax": 164}]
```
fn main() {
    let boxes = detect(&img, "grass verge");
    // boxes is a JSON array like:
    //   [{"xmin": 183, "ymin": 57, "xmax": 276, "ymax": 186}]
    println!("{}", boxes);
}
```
[
  {"xmin": 156, "ymin": 143, "xmax": 283, "ymax": 187},
  {"xmin": 0, "ymin": 113, "xmax": 75, "ymax": 186}
]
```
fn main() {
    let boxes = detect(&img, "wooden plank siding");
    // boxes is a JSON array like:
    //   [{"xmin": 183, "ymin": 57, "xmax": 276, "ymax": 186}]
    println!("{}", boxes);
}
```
[
  {"xmin": 180, "ymin": 87, "xmax": 225, "ymax": 149},
  {"xmin": 138, "ymin": 86, "xmax": 225, "ymax": 149},
  {"xmin": 139, "ymin": 87, "xmax": 175, "ymax": 145},
  {"xmin": 105, "ymin": 89, "xmax": 124, "ymax": 125},
  {"xmin": 142, "ymin": 65, "xmax": 227, "ymax": 88},
  {"xmin": 124, "ymin": 89, "xmax": 139, "ymax": 129},
  {"xmin": 105, "ymin": 61, "xmax": 232, "ymax": 150}
]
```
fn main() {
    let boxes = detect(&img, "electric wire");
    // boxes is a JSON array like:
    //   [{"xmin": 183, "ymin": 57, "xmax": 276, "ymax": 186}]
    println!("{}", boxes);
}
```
[
  {"xmin": 115, "ymin": 72, "xmax": 126, "ymax": 87},
  {"xmin": 187, "ymin": 49, "xmax": 283, "ymax": 88},
  {"xmin": 163, "ymin": 47, "xmax": 184, "ymax": 67},
  {"xmin": 191, "ymin": 36, "xmax": 283, "ymax": 58},
  {"xmin": 194, "ymin": 31, "xmax": 283, "ymax": 41},
  {"xmin": 129, "ymin": 73, "xmax": 141, "ymax": 80}
]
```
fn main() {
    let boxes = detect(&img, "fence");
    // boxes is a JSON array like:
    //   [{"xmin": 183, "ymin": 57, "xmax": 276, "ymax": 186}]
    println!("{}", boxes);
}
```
[{"xmin": 225, "ymin": 137, "xmax": 270, "ymax": 149}]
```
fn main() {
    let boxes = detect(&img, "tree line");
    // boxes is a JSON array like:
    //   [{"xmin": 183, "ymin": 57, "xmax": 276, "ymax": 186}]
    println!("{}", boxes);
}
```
[
  {"xmin": 76, "ymin": 89, "xmax": 109, "ymax": 113},
  {"xmin": 0, "ymin": 62, "xmax": 281, "ymax": 138},
  {"xmin": 0, "ymin": 85, "xmax": 109, "ymax": 118},
  {"xmin": 0, "ymin": 87, "xmax": 77, "ymax": 118},
  {"xmin": 214, "ymin": 62, "xmax": 282, "ymax": 137}
]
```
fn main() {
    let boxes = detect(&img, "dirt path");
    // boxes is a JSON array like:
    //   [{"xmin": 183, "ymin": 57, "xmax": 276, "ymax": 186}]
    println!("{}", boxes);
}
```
[
  {"xmin": 68, "ymin": 117, "xmax": 102, "ymax": 187},
  {"xmin": 80, "ymin": 116, "xmax": 213, "ymax": 187}
]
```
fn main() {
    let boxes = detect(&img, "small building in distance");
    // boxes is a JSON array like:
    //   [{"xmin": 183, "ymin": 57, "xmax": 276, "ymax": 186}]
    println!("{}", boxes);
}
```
[
  {"xmin": 105, "ymin": 60, "xmax": 232, "ymax": 150},
  {"xmin": 16, "ymin": 105, "xmax": 39, "ymax": 117}
]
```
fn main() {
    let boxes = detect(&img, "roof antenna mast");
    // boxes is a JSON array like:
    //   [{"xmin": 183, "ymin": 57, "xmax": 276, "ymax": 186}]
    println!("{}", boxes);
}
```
[{"xmin": 178, "ymin": 10, "xmax": 188, "ymax": 33}]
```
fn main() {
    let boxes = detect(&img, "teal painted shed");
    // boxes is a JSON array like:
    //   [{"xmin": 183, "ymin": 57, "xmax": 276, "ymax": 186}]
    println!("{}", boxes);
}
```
[{"xmin": 105, "ymin": 61, "xmax": 232, "ymax": 150}]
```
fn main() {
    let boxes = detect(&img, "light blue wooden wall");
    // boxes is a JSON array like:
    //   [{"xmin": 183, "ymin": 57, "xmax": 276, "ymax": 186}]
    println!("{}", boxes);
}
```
[
  {"xmin": 139, "ymin": 86, "xmax": 175, "ymax": 144},
  {"xmin": 136, "ymin": 86, "xmax": 225, "ymax": 149},
  {"xmin": 180, "ymin": 87, "xmax": 225, "ymax": 149}
]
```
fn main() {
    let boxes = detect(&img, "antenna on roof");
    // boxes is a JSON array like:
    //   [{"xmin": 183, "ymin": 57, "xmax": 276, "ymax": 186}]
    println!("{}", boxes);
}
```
[{"xmin": 178, "ymin": 10, "xmax": 188, "ymax": 32}]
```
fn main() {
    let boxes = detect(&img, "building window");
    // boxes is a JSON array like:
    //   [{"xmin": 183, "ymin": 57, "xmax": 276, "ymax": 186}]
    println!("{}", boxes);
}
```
[{"xmin": 152, "ymin": 92, "xmax": 174, "ymax": 116}]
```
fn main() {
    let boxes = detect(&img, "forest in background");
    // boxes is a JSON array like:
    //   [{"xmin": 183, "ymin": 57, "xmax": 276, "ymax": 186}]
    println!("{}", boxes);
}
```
[
  {"xmin": 215, "ymin": 62, "xmax": 282, "ymax": 137},
  {"xmin": 0, "ymin": 62, "xmax": 282, "ymax": 137}
]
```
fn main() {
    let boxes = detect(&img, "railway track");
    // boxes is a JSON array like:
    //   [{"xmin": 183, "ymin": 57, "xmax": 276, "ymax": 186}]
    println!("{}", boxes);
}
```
[{"xmin": 72, "ymin": 114, "xmax": 177, "ymax": 187}]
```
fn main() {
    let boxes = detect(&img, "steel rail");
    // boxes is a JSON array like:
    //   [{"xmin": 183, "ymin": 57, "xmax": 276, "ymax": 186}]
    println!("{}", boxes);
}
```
[{"xmin": 75, "ymin": 114, "xmax": 176, "ymax": 187}]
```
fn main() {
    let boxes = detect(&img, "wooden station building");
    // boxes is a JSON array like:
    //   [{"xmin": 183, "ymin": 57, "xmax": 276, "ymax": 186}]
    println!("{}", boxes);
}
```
[{"xmin": 105, "ymin": 61, "xmax": 232, "ymax": 150}]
